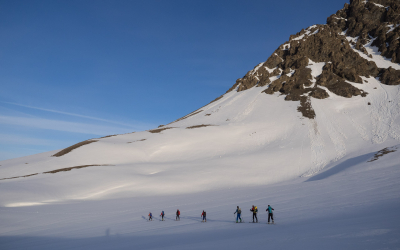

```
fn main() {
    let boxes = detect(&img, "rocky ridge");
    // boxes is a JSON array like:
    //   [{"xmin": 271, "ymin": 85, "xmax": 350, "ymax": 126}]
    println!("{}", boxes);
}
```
[{"xmin": 227, "ymin": 0, "xmax": 400, "ymax": 119}]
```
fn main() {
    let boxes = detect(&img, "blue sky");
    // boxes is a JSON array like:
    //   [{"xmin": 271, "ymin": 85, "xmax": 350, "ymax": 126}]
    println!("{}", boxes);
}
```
[{"xmin": 0, "ymin": 0, "xmax": 348, "ymax": 160}]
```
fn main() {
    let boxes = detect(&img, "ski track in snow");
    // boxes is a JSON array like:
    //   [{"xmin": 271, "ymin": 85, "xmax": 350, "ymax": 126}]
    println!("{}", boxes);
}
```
[
  {"xmin": 304, "ymin": 119, "xmax": 327, "ymax": 177},
  {"xmin": 388, "ymin": 90, "xmax": 400, "ymax": 141},
  {"xmin": 221, "ymin": 91, "xmax": 247, "ymax": 109},
  {"xmin": 389, "ymin": 122, "xmax": 400, "ymax": 141},
  {"xmin": 231, "ymin": 91, "xmax": 260, "ymax": 122},
  {"xmin": 370, "ymin": 83, "xmax": 400, "ymax": 143},
  {"xmin": 342, "ymin": 109, "xmax": 369, "ymax": 141},
  {"xmin": 314, "ymin": 104, "xmax": 347, "ymax": 161},
  {"xmin": 297, "ymin": 130, "xmax": 308, "ymax": 177},
  {"xmin": 203, "ymin": 94, "xmax": 231, "ymax": 112}
]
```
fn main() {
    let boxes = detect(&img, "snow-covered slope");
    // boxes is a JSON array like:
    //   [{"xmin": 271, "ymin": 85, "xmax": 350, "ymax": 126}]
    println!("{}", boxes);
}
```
[
  {"xmin": 1, "ymin": 67, "xmax": 398, "ymax": 207},
  {"xmin": 1, "ymin": 0, "xmax": 400, "ymax": 249},
  {"xmin": 1, "ymin": 145, "xmax": 399, "ymax": 249}
]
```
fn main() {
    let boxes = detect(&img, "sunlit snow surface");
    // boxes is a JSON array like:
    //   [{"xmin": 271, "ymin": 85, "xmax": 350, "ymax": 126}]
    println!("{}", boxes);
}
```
[
  {"xmin": 1, "ymin": 41, "xmax": 400, "ymax": 249},
  {"xmin": 0, "ymin": 152, "xmax": 399, "ymax": 249}
]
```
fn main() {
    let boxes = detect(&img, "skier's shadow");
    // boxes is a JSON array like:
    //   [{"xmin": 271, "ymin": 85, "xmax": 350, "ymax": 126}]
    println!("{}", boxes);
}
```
[
  {"xmin": 161, "ymin": 216, "xmax": 174, "ymax": 221},
  {"xmin": 182, "ymin": 216, "xmax": 232, "ymax": 223},
  {"xmin": 180, "ymin": 216, "xmax": 201, "ymax": 222},
  {"xmin": 141, "ymin": 215, "xmax": 156, "ymax": 221}
]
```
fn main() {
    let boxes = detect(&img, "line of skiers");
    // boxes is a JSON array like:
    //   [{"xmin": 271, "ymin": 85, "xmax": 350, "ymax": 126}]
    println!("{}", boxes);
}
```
[
  {"xmin": 148, "ymin": 209, "xmax": 182, "ymax": 221},
  {"xmin": 147, "ymin": 205, "xmax": 274, "ymax": 223},
  {"xmin": 241, "ymin": 205, "xmax": 274, "ymax": 223}
]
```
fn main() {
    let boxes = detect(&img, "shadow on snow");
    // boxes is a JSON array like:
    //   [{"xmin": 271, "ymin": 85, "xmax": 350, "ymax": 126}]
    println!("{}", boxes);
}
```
[{"xmin": 306, "ymin": 152, "xmax": 375, "ymax": 182}]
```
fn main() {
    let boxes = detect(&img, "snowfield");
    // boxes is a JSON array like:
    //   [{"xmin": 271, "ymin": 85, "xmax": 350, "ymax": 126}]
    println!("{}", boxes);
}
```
[
  {"xmin": 0, "ymin": 148, "xmax": 399, "ymax": 249},
  {"xmin": 1, "ymin": 30, "xmax": 400, "ymax": 249}
]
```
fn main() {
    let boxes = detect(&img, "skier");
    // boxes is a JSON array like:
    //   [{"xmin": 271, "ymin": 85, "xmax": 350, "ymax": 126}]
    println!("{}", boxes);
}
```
[
  {"xmin": 234, "ymin": 206, "xmax": 242, "ymax": 223},
  {"xmin": 266, "ymin": 205, "xmax": 274, "ymax": 224},
  {"xmin": 148, "ymin": 212, "xmax": 153, "ymax": 221},
  {"xmin": 160, "ymin": 211, "xmax": 165, "ymax": 221},
  {"xmin": 176, "ymin": 209, "xmax": 180, "ymax": 221},
  {"xmin": 250, "ymin": 205, "xmax": 258, "ymax": 223},
  {"xmin": 201, "ymin": 210, "xmax": 206, "ymax": 222}
]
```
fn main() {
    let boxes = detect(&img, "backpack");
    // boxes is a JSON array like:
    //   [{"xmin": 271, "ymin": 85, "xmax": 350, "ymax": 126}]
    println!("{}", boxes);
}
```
[
  {"xmin": 238, "ymin": 208, "xmax": 242, "ymax": 214},
  {"xmin": 255, "ymin": 207, "xmax": 258, "ymax": 213},
  {"xmin": 178, "ymin": 210, "xmax": 180, "ymax": 215}
]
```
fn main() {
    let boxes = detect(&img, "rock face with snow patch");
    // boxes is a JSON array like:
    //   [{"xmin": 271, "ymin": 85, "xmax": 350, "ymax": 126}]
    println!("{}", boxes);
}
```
[{"xmin": 228, "ymin": 0, "xmax": 400, "ymax": 118}]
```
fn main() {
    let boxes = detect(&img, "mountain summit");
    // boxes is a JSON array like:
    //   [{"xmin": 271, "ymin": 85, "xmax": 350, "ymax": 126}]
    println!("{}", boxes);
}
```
[{"xmin": 226, "ymin": 0, "xmax": 400, "ymax": 118}]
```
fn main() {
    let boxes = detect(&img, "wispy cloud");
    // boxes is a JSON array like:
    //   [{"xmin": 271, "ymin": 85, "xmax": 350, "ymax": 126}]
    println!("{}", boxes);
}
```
[
  {"xmin": 0, "ymin": 134, "xmax": 56, "ymax": 146},
  {"xmin": 0, "ymin": 151, "xmax": 35, "ymax": 162},
  {"xmin": 0, "ymin": 115, "xmax": 132, "ymax": 135},
  {"xmin": 3, "ymin": 102, "xmax": 135, "ymax": 128}
]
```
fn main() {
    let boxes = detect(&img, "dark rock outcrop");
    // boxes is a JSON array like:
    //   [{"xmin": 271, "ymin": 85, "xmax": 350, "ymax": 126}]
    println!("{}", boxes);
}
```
[
  {"xmin": 297, "ymin": 97, "xmax": 316, "ymax": 119},
  {"xmin": 309, "ymin": 88, "xmax": 329, "ymax": 99},
  {"xmin": 227, "ymin": 0, "xmax": 400, "ymax": 119},
  {"xmin": 380, "ymin": 66, "xmax": 400, "ymax": 85}
]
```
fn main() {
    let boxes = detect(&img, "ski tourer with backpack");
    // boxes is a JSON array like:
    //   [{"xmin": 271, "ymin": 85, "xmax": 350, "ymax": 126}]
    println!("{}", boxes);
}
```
[
  {"xmin": 266, "ymin": 205, "xmax": 274, "ymax": 224},
  {"xmin": 249, "ymin": 205, "xmax": 258, "ymax": 223},
  {"xmin": 234, "ymin": 206, "xmax": 243, "ymax": 223},
  {"xmin": 201, "ymin": 210, "xmax": 206, "ymax": 222},
  {"xmin": 160, "ymin": 211, "xmax": 165, "ymax": 221}
]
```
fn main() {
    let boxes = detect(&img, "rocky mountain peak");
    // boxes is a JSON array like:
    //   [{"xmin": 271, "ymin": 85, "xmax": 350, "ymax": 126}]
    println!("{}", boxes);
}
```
[{"xmin": 227, "ymin": 0, "xmax": 400, "ymax": 119}]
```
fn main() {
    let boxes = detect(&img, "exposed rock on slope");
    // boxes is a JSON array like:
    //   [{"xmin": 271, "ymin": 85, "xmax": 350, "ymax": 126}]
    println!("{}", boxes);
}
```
[
  {"xmin": 228, "ymin": 0, "xmax": 400, "ymax": 118},
  {"xmin": 52, "ymin": 140, "xmax": 98, "ymax": 157}
]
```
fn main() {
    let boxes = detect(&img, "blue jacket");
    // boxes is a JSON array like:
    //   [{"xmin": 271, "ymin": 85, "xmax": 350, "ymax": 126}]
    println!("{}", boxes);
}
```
[{"xmin": 267, "ymin": 206, "xmax": 274, "ymax": 214}]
